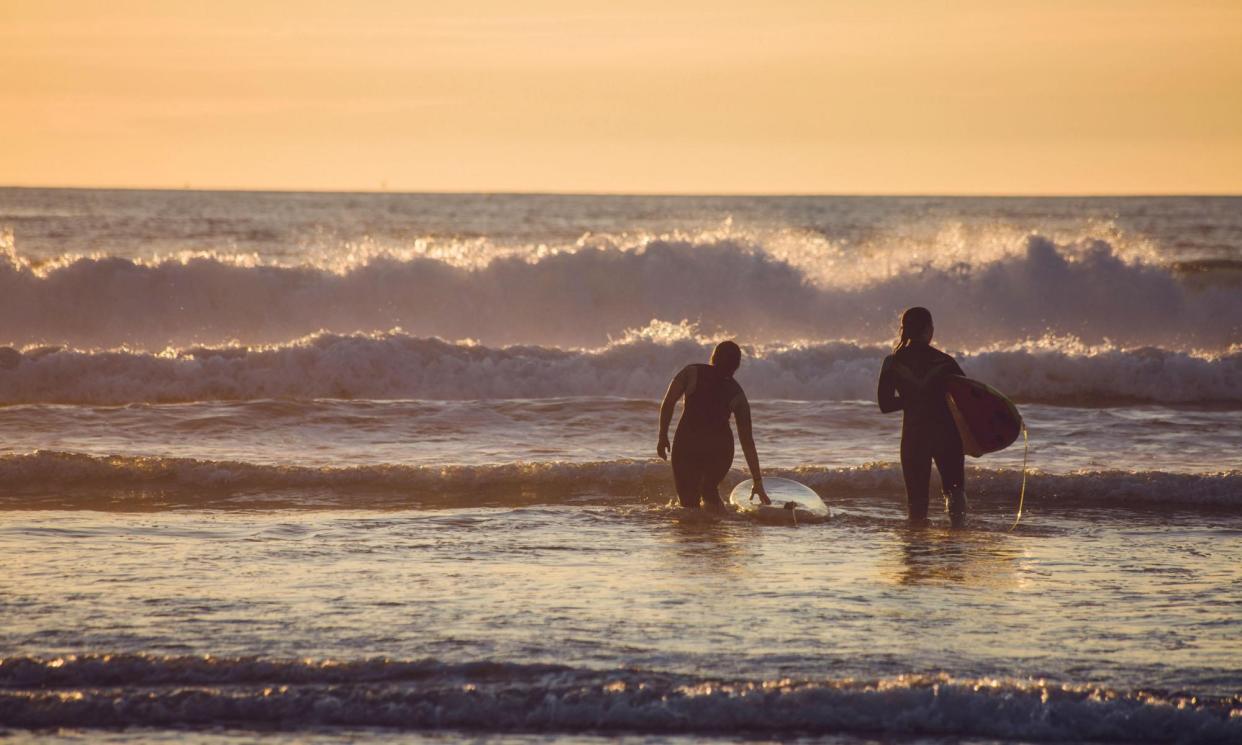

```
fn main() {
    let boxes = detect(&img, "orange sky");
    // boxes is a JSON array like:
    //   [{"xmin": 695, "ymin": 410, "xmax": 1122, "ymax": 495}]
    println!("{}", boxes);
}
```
[{"xmin": 2, "ymin": 0, "xmax": 1241, "ymax": 194}]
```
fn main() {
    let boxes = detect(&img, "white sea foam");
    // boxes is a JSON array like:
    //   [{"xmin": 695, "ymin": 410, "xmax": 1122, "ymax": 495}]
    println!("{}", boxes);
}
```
[
  {"xmin": 1, "ymin": 234, "xmax": 1238, "ymax": 350},
  {"xmin": 1, "ymin": 451, "xmax": 1236, "ymax": 510},
  {"xmin": 0, "ymin": 329, "xmax": 1237, "ymax": 405},
  {"xmin": 0, "ymin": 655, "xmax": 1236, "ymax": 741}
]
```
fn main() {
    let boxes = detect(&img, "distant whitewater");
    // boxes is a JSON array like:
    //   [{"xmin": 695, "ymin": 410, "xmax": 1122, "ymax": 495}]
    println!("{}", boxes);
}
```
[{"xmin": 2, "ymin": 233, "xmax": 1239, "ymax": 350}]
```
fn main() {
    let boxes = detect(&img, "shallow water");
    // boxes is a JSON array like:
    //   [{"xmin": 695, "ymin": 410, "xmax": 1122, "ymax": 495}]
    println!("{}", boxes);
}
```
[
  {"xmin": 4, "ymin": 507, "xmax": 1240, "ymax": 690},
  {"xmin": 1, "ymin": 506, "xmax": 1239, "ymax": 741}
]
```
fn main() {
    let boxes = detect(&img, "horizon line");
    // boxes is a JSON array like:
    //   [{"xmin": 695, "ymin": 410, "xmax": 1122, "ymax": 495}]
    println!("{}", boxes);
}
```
[{"xmin": 3, "ymin": 183, "xmax": 1241, "ymax": 199}]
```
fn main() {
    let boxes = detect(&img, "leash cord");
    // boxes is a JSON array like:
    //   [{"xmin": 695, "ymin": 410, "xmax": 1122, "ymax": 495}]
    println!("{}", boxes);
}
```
[{"xmin": 1009, "ymin": 425, "xmax": 1029, "ymax": 532}]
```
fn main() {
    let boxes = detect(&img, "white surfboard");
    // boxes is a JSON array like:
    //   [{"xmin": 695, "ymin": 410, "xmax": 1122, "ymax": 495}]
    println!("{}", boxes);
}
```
[{"xmin": 729, "ymin": 477, "xmax": 830, "ymax": 524}]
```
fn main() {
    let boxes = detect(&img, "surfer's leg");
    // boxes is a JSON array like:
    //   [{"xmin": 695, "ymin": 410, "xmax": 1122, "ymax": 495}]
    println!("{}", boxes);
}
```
[
  {"xmin": 670, "ymin": 441, "xmax": 702, "ymax": 509},
  {"xmin": 934, "ymin": 443, "xmax": 967, "ymax": 527},
  {"xmin": 697, "ymin": 444, "xmax": 734, "ymax": 511},
  {"xmin": 900, "ymin": 437, "xmax": 932, "ymax": 523},
  {"xmin": 698, "ymin": 481, "xmax": 723, "ymax": 511}
]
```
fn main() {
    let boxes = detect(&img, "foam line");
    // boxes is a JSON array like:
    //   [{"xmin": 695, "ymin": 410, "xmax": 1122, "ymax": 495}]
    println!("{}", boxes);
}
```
[
  {"xmin": 0, "ymin": 655, "xmax": 1237, "ymax": 740},
  {"xmin": 0, "ymin": 330, "xmax": 1237, "ymax": 405}
]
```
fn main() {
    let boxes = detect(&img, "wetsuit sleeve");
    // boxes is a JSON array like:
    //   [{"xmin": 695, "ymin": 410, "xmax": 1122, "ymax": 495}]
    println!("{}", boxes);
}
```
[
  {"xmin": 658, "ymin": 366, "xmax": 691, "ymax": 449},
  {"xmin": 877, "ymin": 356, "xmax": 903, "ymax": 413},
  {"xmin": 732, "ymin": 388, "xmax": 764, "ymax": 489}
]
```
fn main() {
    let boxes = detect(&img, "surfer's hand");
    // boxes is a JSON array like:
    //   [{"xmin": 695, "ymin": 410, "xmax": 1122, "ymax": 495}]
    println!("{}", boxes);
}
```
[
  {"xmin": 657, "ymin": 434, "xmax": 670, "ymax": 460},
  {"xmin": 752, "ymin": 482, "xmax": 771, "ymax": 505}
]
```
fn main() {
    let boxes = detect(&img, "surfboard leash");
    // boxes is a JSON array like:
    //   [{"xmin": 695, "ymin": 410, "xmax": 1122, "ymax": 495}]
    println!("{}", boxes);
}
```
[{"xmin": 1009, "ymin": 424, "xmax": 1029, "ymax": 532}]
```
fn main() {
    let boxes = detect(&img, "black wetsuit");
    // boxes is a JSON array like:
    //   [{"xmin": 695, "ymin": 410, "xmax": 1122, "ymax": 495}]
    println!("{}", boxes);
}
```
[
  {"xmin": 671, "ymin": 364, "xmax": 741, "ymax": 509},
  {"xmin": 877, "ymin": 343, "xmax": 965, "ymax": 521}
]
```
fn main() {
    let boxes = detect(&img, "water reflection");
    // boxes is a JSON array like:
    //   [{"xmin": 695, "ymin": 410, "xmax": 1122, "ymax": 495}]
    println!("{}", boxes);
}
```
[
  {"xmin": 659, "ymin": 512, "xmax": 757, "ymax": 576},
  {"xmin": 890, "ymin": 525, "xmax": 1023, "ymax": 588}
]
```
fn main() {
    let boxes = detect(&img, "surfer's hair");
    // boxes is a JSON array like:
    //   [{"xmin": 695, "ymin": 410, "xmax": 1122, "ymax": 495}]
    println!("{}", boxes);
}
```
[
  {"xmin": 894, "ymin": 307, "xmax": 933, "ymax": 352},
  {"xmin": 711, "ymin": 340, "xmax": 742, "ymax": 376}
]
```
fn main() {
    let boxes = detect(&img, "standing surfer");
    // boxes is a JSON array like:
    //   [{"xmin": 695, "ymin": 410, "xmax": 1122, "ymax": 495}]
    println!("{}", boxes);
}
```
[
  {"xmin": 657, "ymin": 341, "xmax": 769, "ymax": 510},
  {"xmin": 877, "ymin": 307, "xmax": 968, "ymax": 527}
]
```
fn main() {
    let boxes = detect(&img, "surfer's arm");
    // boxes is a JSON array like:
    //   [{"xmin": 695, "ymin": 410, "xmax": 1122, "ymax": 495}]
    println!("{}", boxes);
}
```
[
  {"xmin": 733, "ymin": 393, "xmax": 770, "ymax": 504},
  {"xmin": 657, "ymin": 367, "xmax": 689, "ymax": 460},
  {"xmin": 877, "ymin": 357, "xmax": 903, "ymax": 413}
]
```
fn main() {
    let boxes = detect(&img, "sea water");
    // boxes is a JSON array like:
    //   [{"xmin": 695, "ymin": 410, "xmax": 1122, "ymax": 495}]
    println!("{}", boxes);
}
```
[{"xmin": 0, "ymin": 190, "xmax": 1239, "ymax": 743}]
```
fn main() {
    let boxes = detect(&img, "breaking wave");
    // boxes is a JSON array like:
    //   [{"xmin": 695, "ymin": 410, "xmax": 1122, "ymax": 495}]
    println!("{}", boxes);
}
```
[
  {"xmin": 1, "ymin": 451, "xmax": 1236, "ymax": 511},
  {"xmin": 0, "ymin": 655, "xmax": 1236, "ymax": 741},
  {"xmin": 0, "ymin": 329, "xmax": 1238, "ymax": 405},
  {"xmin": 1, "ymin": 234, "xmax": 1238, "ymax": 350}
]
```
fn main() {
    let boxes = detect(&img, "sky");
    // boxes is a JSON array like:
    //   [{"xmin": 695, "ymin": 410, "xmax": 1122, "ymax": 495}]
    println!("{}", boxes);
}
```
[{"xmin": 2, "ymin": 0, "xmax": 1241, "ymax": 194}]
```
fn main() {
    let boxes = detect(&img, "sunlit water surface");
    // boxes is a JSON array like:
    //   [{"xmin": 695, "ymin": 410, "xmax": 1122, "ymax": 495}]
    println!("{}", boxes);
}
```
[{"xmin": 1, "ymin": 191, "xmax": 1240, "ymax": 743}]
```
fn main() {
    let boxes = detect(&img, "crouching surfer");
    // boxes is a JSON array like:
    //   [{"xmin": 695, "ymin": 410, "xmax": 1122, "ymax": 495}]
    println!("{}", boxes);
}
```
[
  {"xmin": 877, "ymin": 307, "xmax": 968, "ymax": 527},
  {"xmin": 657, "ymin": 340, "xmax": 769, "ymax": 511}
]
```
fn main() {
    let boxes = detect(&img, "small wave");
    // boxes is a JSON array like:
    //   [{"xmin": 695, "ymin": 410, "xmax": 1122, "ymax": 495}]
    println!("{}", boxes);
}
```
[
  {"xmin": 1, "ymin": 234, "xmax": 1238, "ymax": 350},
  {"xmin": 0, "ymin": 451, "xmax": 1236, "ymax": 511},
  {"xmin": 0, "ymin": 330, "xmax": 1239, "ymax": 405},
  {"xmin": 0, "ymin": 655, "xmax": 1236, "ymax": 741},
  {"xmin": 0, "ymin": 451, "xmax": 670, "ymax": 510},
  {"xmin": 1172, "ymin": 258, "xmax": 1242, "ymax": 274}
]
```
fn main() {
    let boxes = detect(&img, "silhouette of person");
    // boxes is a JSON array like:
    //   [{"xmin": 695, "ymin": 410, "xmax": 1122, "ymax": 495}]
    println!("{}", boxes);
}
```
[
  {"xmin": 657, "ymin": 340, "xmax": 769, "ymax": 510},
  {"xmin": 877, "ymin": 307, "xmax": 968, "ymax": 526}
]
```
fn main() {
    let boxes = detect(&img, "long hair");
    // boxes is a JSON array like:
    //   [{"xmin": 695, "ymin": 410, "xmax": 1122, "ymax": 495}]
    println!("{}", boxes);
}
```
[
  {"xmin": 893, "ymin": 307, "xmax": 933, "ymax": 352},
  {"xmin": 710, "ymin": 340, "xmax": 742, "ymax": 377}
]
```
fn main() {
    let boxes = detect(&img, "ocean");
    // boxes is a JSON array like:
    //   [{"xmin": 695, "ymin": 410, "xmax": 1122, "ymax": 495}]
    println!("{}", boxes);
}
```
[{"xmin": 0, "ymin": 189, "xmax": 1239, "ymax": 743}]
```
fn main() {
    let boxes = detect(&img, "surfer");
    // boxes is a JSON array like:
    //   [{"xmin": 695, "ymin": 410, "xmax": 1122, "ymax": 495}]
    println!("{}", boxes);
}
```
[
  {"xmin": 657, "ymin": 340, "xmax": 770, "ymax": 510},
  {"xmin": 877, "ymin": 307, "xmax": 968, "ymax": 527}
]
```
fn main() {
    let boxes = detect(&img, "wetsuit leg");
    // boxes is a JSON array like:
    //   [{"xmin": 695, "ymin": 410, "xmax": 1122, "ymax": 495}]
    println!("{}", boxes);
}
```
[
  {"xmin": 932, "ymin": 432, "xmax": 966, "ymax": 525},
  {"xmin": 670, "ymin": 442, "xmax": 703, "ymax": 508},
  {"xmin": 932, "ymin": 443, "xmax": 965, "ymax": 493},
  {"xmin": 696, "ymin": 442, "xmax": 734, "ymax": 510},
  {"xmin": 900, "ymin": 436, "xmax": 932, "ymax": 522}
]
